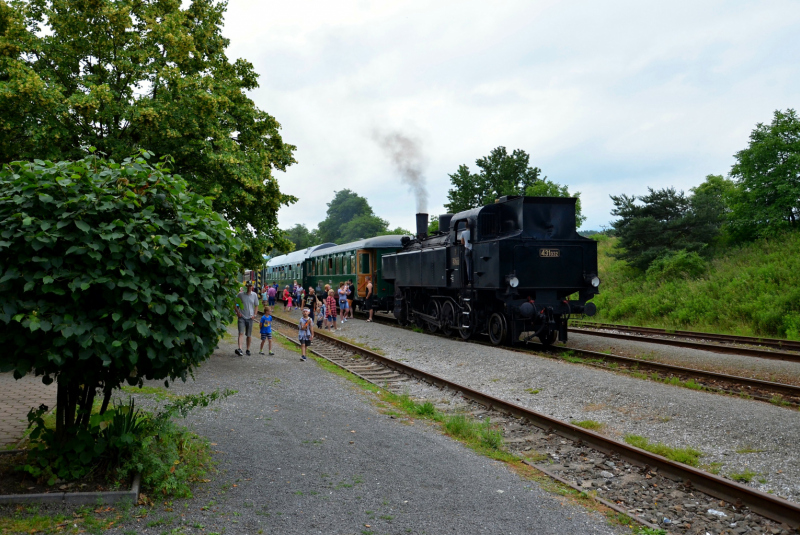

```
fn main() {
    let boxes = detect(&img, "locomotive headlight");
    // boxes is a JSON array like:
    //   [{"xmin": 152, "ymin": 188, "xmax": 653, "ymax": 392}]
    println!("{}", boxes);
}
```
[
  {"xmin": 508, "ymin": 276, "xmax": 519, "ymax": 288},
  {"xmin": 591, "ymin": 276, "xmax": 600, "ymax": 287}
]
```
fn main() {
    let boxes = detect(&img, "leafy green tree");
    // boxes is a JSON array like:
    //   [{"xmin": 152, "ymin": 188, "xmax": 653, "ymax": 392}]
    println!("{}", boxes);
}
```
[
  {"xmin": 610, "ymin": 187, "xmax": 713, "ymax": 270},
  {"xmin": 444, "ymin": 165, "xmax": 482, "ymax": 213},
  {"xmin": 316, "ymin": 189, "xmax": 390, "ymax": 243},
  {"xmin": 378, "ymin": 226, "xmax": 413, "ymax": 236},
  {"xmin": 690, "ymin": 174, "xmax": 735, "ymax": 244},
  {"xmin": 728, "ymin": 109, "xmax": 800, "ymax": 239},
  {"xmin": 525, "ymin": 179, "xmax": 587, "ymax": 228},
  {"xmin": 427, "ymin": 217, "xmax": 440, "ymax": 234},
  {"xmin": 0, "ymin": 0, "xmax": 295, "ymax": 266},
  {"xmin": 339, "ymin": 214, "xmax": 390, "ymax": 243},
  {"xmin": 0, "ymin": 152, "xmax": 239, "ymax": 453},
  {"xmin": 283, "ymin": 224, "xmax": 319, "ymax": 252},
  {"xmin": 445, "ymin": 147, "xmax": 542, "ymax": 212}
]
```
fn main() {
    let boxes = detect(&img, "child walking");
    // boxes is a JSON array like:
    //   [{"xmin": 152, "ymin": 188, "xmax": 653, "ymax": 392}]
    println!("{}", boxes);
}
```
[
  {"xmin": 338, "ymin": 282, "xmax": 349, "ymax": 323},
  {"xmin": 284, "ymin": 286, "xmax": 292, "ymax": 311},
  {"xmin": 325, "ymin": 289, "xmax": 338, "ymax": 331},
  {"xmin": 259, "ymin": 307, "xmax": 274, "ymax": 356},
  {"xmin": 299, "ymin": 308, "xmax": 314, "ymax": 361}
]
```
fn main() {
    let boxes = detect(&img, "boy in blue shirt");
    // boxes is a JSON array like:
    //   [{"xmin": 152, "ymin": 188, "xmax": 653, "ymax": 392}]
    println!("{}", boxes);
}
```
[{"xmin": 259, "ymin": 307, "xmax": 274, "ymax": 356}]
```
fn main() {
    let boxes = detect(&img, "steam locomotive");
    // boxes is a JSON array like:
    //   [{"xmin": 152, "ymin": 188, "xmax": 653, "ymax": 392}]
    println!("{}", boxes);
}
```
[{"xmin": 381, "ymin": 196, "xmax": 599, "ymax": 346}]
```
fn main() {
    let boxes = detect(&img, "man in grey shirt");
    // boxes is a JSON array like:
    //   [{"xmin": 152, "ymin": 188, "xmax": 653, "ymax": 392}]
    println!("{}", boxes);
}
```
[
  {"xmin": 460, "ymin": 227, "xmax": 473, "ymax": 285},
  {"xmin": 236, "ymin": 281, "xmax": 260, "ymax": 356}
]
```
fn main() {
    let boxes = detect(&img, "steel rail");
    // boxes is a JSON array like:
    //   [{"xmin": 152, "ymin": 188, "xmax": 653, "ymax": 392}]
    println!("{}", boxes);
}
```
[
  {"xmin": 270, "ymin": 314, "xmax": 800, "ymax": 527},
  {"xmin": 572, "ymin": 321, "xmax": 800, "ymax": 352},
  {"xmin": 568, "ymin": 327, "xmax": 800, "ymax": 363}
]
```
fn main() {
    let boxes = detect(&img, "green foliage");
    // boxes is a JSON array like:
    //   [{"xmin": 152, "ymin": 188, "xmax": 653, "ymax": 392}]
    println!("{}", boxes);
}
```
[
  {"xmin": 314, "ymin": 189, "xmax": 390, "ymax": 244},
  {"xmin": 283, "ymin": 224, "xmax": 317, "ymax": 252},
  {"xmin": 610, "ymin": 184, "xmax": 723, "ymax": 270},
  {"xmin": 376, "ymin": 226, "xmax": 412, "ymax": 237},
  {"xmin": 445, "ymin": 147, "xmax": 542, "ymax": 213},
  {"xmin": 624, "ymin": 434, "xmax": 702, "ymax": 466},
  {"xmin": 592, "ymin": 233, "xmax": 800, "ymax": 339},
  {"xmin": 645, "ymin": 249, "xmax": 707, "ymax": 281},
  {"xmin": 570, "ymin": 420, "xmax": 605, "ymax": 431},
  {"xmin": 443, "ymin": 415, "xmax": 504, "ymax": 450},
  {"xmin": 728, "ymin": 109, "xmax": 800, "ymax": 240},
  {"xmin": 0, "ymin": 0, "xmax": 296, "ymax": 263},
  {"xmin": 116, "ymin": 390, "xmax": 235, "ymax": 497},
  {"xmin": 728, "ymin": 469, "xmax": 758, "ymax": 483},
  {"xmin": 21, "ymin": 390, "xmax": 232, "ymax": 493},
  {"xmin": 525, "ymin": 179, "xmax": 587, "ymax": 228},
  {"xmin": 0, "ymin": 152, "xmax": 239, "ymax": 452},
  {"xmin": 427, "ymin": 217, "xmax": 440, "ymax": 234}
]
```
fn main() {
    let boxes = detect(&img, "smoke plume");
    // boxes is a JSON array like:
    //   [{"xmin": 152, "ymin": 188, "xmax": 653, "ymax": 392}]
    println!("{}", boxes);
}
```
[{"xmin": 374, "ymin": 130, "xmax": 428, "ymax": 213}]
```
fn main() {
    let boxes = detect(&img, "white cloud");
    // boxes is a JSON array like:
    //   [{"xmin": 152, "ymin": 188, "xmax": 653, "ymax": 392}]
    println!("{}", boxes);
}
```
[{"xmin": 221, "ymin": 0, "xmax": 800, "ymax": 231}]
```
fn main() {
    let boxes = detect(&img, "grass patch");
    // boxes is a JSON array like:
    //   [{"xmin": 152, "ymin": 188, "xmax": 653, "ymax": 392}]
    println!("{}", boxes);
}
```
[
  {"xmin": 524, "ymin": 388, "xmax": 540, "ymax": 395},
  {"xmin": 522, "ymin": 450, "xmax": 548, "ymax": 462},
  {"xmin": 0, "ymin": 501, "xmax": 137, "ymax": 535},
  {"xmin": 411, "ymin": 326, "xmax": 424, "ymax": 333},
  {"xmin": 736, "ymin": 446, "xmax": 765, "ymax": 454},
  {"xmin": 121, "ymin": 384, "xmax": 178, "ymax": 401},
  {"xmin": 624, "ymin": 434, "xmax": 703, "ymax": 466},
  {"xmin": 701, "ymin": 462, "xmax": 723, "ymax": 475},
  {"xmin": 729, "ymin": 469, "xmax": 758, "ymax": 482},
  {"xmin": 769, "ymin": 395, "xmax": 791, "ymax": 406},
  {"xmin": 571, "ymin": 420, "xmax": 605, "ymax": 431}
]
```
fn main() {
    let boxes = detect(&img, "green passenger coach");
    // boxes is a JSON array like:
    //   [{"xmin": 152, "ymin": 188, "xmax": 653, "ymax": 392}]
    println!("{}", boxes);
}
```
[
  {"xmin": 265, "ymin": 243, "xmax": 336, "ymax": 292},
  {"xmin": 305, "ymin": 235, "xmax": 408, "ymax": 311}
]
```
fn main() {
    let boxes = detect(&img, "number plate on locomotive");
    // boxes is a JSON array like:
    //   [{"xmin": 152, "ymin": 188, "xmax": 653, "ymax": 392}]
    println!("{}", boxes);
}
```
[{"xmin": 539, "ymin": 248, "xmax": 560, "ymax": 258}]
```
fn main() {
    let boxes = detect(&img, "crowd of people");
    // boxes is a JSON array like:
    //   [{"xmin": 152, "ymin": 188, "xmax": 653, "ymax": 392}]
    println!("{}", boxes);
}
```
[{"xmin": 234, "ymin": 277, "xmax": 375, "ymax": 362}]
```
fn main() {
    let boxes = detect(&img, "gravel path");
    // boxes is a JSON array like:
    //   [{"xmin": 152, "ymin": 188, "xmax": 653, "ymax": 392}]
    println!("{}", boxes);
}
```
[
  {"xmin": 96, "ymin": 326, "xmax": 625, "ymax": 535},
  {"xmin": 321, "ymin": 313, "xmax": 800, "ymax": 504},
  {"xmin": 565, "ymin": 331, "xmax": 800, "ymax": 386}
]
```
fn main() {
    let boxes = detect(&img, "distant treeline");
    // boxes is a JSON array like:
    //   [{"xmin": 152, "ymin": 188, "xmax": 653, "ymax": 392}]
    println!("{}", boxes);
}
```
[{"xmin": 281, "ymin": 190, "xmax": 411, "ymax": 252}]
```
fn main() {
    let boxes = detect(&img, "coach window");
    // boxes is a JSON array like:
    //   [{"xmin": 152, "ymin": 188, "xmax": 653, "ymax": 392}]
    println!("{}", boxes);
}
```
[{"xmin": 359, "ymin": 253, "xmax": 370, "ymax": 274}]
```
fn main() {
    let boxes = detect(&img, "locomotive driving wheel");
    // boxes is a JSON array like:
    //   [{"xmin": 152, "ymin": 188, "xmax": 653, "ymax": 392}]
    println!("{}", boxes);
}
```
[
  {"xmin": 440, "ymin": 301, "xmax": 455, "ymax": 336},
  {"xmin": 488, "ymin": 313, "xmax": 509, "ymax": 346},
  {"xmin": 426, "ymin": 301, "xmax": 441, "ymax": 333}
]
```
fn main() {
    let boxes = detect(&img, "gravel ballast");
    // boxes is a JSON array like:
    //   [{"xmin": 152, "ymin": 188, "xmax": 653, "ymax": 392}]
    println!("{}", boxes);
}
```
[
  {"xmin": 322, "ymin": 313, "xmax": 800, "ymax": 504},
  {"xmin": 83, "ymin": 327, "xmax": 624, "ymax": 535}
]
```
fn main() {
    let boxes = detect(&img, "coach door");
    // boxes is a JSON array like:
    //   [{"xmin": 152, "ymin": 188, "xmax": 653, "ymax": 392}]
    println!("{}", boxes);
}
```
[{"xmin": 356, "ymin": 250, "xmax": 374, "ymax": 298}]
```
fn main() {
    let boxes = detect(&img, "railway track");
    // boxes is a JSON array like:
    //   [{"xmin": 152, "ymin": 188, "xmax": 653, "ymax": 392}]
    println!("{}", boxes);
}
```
[
  {"xmin": 354, "ymin": 310, "xmax": 800, "ymax": 407},
  {"xmin": 570, "ymin": 321, "xmax": 800, "ymax": 362},
  {"xmin": 269, "ymin": 314, "xmax": 800, "ymax": 531}
]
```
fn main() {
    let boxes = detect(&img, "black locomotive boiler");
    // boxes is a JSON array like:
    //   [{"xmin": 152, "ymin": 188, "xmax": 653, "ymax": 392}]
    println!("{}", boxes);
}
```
[{"xmin": 381, "ymin": 196, "xmax": 599, "ymax": 346}]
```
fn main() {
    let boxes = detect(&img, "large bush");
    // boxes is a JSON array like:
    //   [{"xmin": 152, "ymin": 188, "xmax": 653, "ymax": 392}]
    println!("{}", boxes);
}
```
[{"xmin": 0, "ymin": 152, "xmax": 240, "ymax": 449}]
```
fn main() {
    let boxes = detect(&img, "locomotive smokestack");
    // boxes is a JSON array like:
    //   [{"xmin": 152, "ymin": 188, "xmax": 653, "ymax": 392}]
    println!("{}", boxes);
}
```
[{"xmin": 416, "ymin": 213, "xmax": 428, "ymax": 240}]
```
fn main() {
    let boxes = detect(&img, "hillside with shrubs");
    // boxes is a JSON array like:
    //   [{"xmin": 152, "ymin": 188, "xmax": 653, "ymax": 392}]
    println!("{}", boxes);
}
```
[
  {"xmin": 589, "ymin": 233, "xmax": 800, "ymax": 340},
  {"xmin": 587, "ymin": 108, "xmax": 800, "ymax": 340}
]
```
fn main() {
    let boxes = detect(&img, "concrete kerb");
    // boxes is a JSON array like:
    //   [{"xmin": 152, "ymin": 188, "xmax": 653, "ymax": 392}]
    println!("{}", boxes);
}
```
[{"xmin": 0, "ymin": 472, "xmax": 140, "ymax": 506}]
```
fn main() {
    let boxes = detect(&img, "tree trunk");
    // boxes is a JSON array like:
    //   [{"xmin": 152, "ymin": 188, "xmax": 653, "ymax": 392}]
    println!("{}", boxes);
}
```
[{"xmin": 99, "ymin": 385, "xmax": 113, "ymax": 415}]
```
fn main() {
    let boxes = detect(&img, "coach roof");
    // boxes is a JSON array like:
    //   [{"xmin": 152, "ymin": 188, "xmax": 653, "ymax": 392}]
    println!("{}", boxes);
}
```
[
  {"xmin": 267, "ymin": 242, "xmax": 337, "ymax": 267},
  {"xmin": 309, "ymin": 235, "xmax": 408, "ymax": 257}
]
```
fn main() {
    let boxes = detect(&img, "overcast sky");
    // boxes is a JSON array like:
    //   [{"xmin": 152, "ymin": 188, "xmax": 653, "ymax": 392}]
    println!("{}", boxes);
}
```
[{"xmin": 222, "ymin": 0, "xmax": 799, "ymax": 232}]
